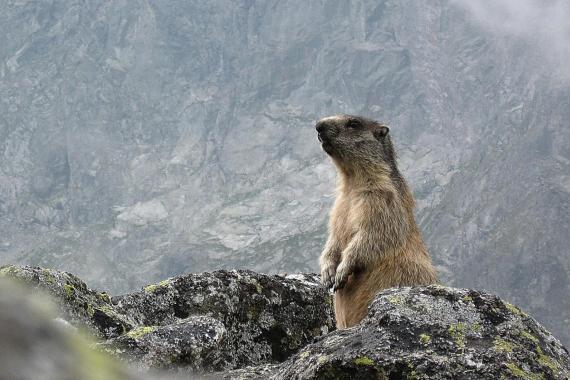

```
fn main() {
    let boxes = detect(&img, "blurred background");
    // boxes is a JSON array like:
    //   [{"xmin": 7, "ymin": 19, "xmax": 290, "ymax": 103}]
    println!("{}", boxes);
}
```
[{"xmin": 0, "ymin": 0, "xmax": 568, "ymax": 346}]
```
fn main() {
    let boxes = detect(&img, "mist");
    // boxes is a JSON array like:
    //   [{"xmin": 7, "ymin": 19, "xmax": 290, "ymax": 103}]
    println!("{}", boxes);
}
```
[{"xmin": 452, "ymin": 0, "xmax": 570, "ymax": 82}]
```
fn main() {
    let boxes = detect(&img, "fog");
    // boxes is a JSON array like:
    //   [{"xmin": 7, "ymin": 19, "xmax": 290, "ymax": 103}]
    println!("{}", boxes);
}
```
[{"xmin": 453, "ymin": 0, "xmax": 570, "ymax": 82}]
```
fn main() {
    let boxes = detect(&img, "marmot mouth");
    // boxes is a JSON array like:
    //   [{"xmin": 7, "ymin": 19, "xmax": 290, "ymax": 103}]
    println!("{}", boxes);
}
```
[
  {"xmin": 321, "ymin": 141, "xmax": 334, "ymax": 155},
  {"xmin": 318, "ymin": 133, "xmax": 335, "ymax": 155}
]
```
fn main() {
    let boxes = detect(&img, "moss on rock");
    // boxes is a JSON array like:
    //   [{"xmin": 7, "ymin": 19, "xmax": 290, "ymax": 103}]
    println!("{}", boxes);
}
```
[
  {"xmin": 448, "ymin": 322, "xmax": 467, "ymax": 349},
  {"xmin": 505, "ymin": 362, "xmax": 545, "ymax": 380},
  {"xmin": 419, "ymin": 333, "xmax": 431, "ymax": 345},
  {"xmin": 143, "ymin": 279, "xmax": 171, "ymax": 293},
  {"xmin": 494, "ymin": 337, "xmax": 517, "ymax": 353},
  {"xmin": 504, "ymin": 302, "xmax": 525, "ymax": 316},
  {"xmin": 126, "ymin": 326, "xmax": 156, "ymax": 339},
  {"xmin": 354, "ymin": 356, "xmax": 375, "ymax": 366}
]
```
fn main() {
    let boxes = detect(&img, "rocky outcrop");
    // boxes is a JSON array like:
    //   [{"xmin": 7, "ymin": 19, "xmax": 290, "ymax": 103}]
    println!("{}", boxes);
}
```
[
  {"xmin": 0, "ymin": 265, "xmax": 134, "ymax": 339},
  {"xmin": 259, "ymin": 287, "xmax": 570, "ymax": 379},
  {"xmin": 0, "ymin": 265, "xmax": 334, "ymax": 372},
  {"xmin": 0, "ymin": 277, "xmax": 134, "ymax": 380},
  {"xmin": 1, "ymin": 265, "xmax": 569, "ymax": 380},
  {"xmin": 104, "ymin": 270, "xmax": 335, "ymax": 371}
]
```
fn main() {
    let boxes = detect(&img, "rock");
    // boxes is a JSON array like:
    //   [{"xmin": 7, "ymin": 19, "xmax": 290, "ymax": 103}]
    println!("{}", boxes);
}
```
[
  {"xmin": 3, "ymin": 265, "xmax": 569, "ymax": 379},
  {"xmin": 104, "ymin": 316, "xmax": 227, "ymax": 371},
  {"xmin": 0, "ymin": 265, "xmax": 134, "ymax": 338},
  {"xmin": 0, "ymin": 277, "xmax": 134, "ymax": 380},
  {"xmin": 0, "ymin": 265, "xmax": 335, "ymax": 373},
  {"xmin": 108, "ymin": 270, "xmax": 335, "ymax": 371},
  {"xmin": 222, "ymin": 286, "xmax": 570, "ymax": 379}
]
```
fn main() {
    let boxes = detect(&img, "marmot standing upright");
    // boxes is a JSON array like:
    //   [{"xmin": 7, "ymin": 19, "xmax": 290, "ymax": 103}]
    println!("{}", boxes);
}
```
[{"xmin": 316, "ymin": 115, "xmax": 438, "ymax": 328}]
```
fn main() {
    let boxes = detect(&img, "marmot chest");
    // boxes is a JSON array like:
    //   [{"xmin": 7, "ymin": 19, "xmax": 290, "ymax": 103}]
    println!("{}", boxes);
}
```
[{"xmin": 330, "ymin": 194, "xmax": 360, "ymax": 251}]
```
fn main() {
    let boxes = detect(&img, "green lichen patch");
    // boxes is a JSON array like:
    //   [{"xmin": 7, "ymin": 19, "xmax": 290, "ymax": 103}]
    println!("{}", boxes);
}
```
[
  {"xmin": 504, "ymin": 302, "xmax": 525, "ymax": 316},
  {"xmin": 317, "ymin": 354, "xmax": 329, "ymax": 365},
  {"xmin": 493, "ymin": 337, "xmax": 516, "ymax": 353},
  {"xmin": 354, "ymin": 356, "xmax": 375, "ymax": 366},
  {"xmin": 387, "ymin": 295, "xmax": 405, "ymax": 305},
  {"xmin": 143, "ymin": 279, "xmax": 171, "ymax": 293},
  {"xmin": 99, "ymin": 292, "xmax": 111, "ymax": 304},
  {"xmin": 42, "ymin": 268, "xmax": 56, "ymax": 284},
  {"xmin": 407, "ymin": 370, "xmax": 418, "ymax": 380},
  {"xmin": 97, "ymin": 305, "xmax": 115, "ymax": 316},
  {"xmin": 86, "ymin": 303, "xmax": 94, "ymax": 317},
  {"xmin": 299, "ymin": 351, "xmax": 310, "ymax": 359},
  {"xmin": 446, "ymin": 321, "xmax": 485, "ymax": 349},
  {"xmin": 448, "ymin": 323, "xmax": 466, "ymax": 349},
  {"xmin": 126, "ymin": 326, "xmax": 156, "ymax": 339},
  {"xmin": 246, "ymin": 306, "xmax": 260, "ymax": 320},
  {"xmin": 251, "ymin": 279, "xmax": 263, "ymax": 294},
  {"xmin": 520, "ymin": 330, "xmax": 539, "ymax": 344},
  {"xmin": 0, "ymin": 265, "xmax": 15, "ymax": 276},
  {"xmin": 419, "ymin": 333, "xmax": 431, "ymax": 345},
  {"xmin": 536, "ymin": 346, "xmax": 560, "ymax": 372},
  {"xmin": 64, "ymin": 283, "xmax": 75, "ymax": 299},
  {"xmin": 505, "ymin": 362, "xmax": 545, "ymax": 380},
  {"xmin": 461, "ymin": 295, "xmax": 473, "ymax": 302},
  {"xmin": 407, "ymin": 363, "xmax": 418, "ymax": 380}
]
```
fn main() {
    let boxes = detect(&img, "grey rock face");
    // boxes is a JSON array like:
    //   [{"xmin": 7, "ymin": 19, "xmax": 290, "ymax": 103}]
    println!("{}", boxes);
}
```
[
  {"xmin": 0, "ymin": 0, "xmax": 569, "ymax": 347},
  {"xmin": 106, "ymin": 316, "xmax": 227, "ymax": 372},
  {"xmin": 108, "ymin": 270, "xmax": 335, "ymax": 371},
  {"xmin": 2, "ymin": 266, "xmax": 569, "ymax": 379},
  {"xmin": 222, "ymin": 287, "xmax": 570, "ymax": 380},
  {"xmin": 1, "ymin": 265, "xmax": 334, "ymax": 372},
  {"xmin": 0, "ymin": 264, "xmax": 134, "ymax": 338},
  {"xmin": 0, "ymin": 277, "xmax": 133, "ymax": 380}
]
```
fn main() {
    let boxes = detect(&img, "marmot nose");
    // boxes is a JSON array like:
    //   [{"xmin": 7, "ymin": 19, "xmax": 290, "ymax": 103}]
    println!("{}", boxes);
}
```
[{"xmin": 315, "ymin": 121, "xmax": 329, "ymax": 133}]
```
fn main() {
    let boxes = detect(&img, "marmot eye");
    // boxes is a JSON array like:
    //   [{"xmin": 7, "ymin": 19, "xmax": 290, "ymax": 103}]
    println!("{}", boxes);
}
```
[{"xmin": 347, "ymin": 120, "xmax": 361, "ymax": 129}]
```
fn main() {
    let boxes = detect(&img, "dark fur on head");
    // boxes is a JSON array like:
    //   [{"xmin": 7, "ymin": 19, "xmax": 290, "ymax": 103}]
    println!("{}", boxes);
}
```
[{"xmin": 315, "ymin": 115, "xmax": 405, "ymax": 193}]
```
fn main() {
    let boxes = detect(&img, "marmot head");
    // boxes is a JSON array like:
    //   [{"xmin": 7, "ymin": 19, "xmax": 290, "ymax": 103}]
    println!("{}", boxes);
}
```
[{"xmin": 315, "ymin": 115, "xmax": 396, "ymax": 173}]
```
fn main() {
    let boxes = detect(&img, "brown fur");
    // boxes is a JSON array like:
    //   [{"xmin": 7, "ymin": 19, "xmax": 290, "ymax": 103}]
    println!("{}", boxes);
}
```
[{"xmin": 316, "ymin": 115, "xmax": 438, "ymax": 328}]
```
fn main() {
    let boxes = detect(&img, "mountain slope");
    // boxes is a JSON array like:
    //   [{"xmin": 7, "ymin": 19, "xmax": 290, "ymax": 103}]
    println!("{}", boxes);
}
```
[{"xmin": 0, "ymin": 1, "xmax": 568, "ymax": 345}]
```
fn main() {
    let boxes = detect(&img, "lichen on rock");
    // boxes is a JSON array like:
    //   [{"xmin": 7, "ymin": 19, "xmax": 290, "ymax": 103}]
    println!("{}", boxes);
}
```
[
  {"xmin": 1, "ymin": 265, "xmax": 335, "ymax": 374},
  {"xmin": 0, "ymin": 277, "xmax": 133, "ymax": 380},
  {"xmin": 111, "ymin": 269, "xmax": 335, "ymax": 370},
  {"xmin": 224, "ymin": 286, "xmax": 570, "ymax": 379},
  {"xmin": 0, "ymin": 265, "xmax": 134, "ymax": 338},
  {"xmin": 2, "ymin": 265, "xmax": 569, "ymax": 380}
]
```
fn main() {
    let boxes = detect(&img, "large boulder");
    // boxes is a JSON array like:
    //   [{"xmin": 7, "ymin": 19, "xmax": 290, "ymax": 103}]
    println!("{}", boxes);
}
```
[
  {"xmin": 0, "ymin": 265, "xmax": 335, "ymax": 372},
  {"xmin": 106, "ymin": 270, "xmax": 335, "ymax": 371},
  {"xmin": 0, "ymin": 265, "xmax": 134, "ymax": 338},
  {"xmin": 0, "ymin": 277, "xmax": 134, "ymax": 380},
  {"xmin": 2, "ymin": 265, "xmax": 569, "ymax": 379},
  {"xmin": 222, "ymin": 286, "xmax": 570, "ymax": 379}
]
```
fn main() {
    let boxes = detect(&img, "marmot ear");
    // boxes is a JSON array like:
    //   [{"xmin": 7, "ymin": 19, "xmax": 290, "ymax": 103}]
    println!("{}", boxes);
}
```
[{"xmin": 373, "ymin": 126, "xmax": 389, "ymax": 140}]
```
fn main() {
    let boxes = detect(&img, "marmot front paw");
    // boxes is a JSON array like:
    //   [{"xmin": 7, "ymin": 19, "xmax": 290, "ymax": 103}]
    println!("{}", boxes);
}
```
[
  {"xmin": 333, "ymin": 260, "xmax": 353, "ymax": 291},
  {"xmin": 320, "ymin": 261, "xmax": 337, "ymax": 289}
]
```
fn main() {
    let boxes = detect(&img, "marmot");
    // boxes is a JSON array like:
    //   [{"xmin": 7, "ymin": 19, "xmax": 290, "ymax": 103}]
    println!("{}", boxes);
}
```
[{"xmin": 316, "ymin": 115, "xmax": 438, "ymax": 328}]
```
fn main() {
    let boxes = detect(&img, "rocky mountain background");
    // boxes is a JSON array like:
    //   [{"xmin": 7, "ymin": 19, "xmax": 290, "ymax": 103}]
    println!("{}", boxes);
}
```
[{"xmin": 0, "ymin": 0, "xmax": 568, "ymax": 346}]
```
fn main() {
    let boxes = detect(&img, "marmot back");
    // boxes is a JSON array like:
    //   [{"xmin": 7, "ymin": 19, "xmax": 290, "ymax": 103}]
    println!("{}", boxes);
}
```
[{"xmin": 316, "ymin": 115, "xmax": 438, "ymax": 328}]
